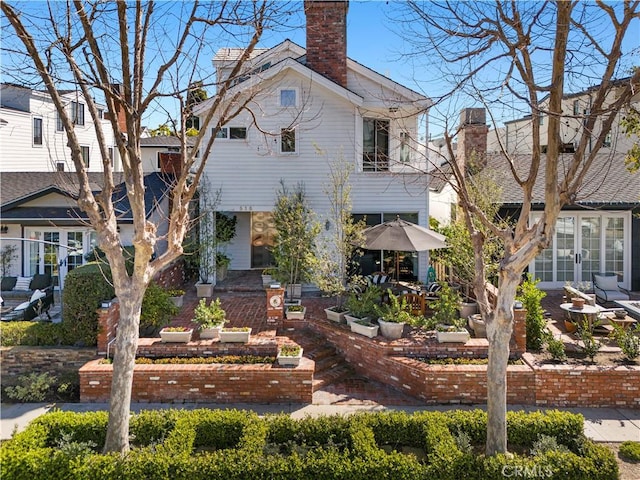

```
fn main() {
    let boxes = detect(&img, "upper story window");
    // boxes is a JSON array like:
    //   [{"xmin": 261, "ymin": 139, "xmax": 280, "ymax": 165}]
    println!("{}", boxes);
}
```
[
  {"xmin": 572, "ymin": 100, "xmax": 580, "ymax": 116},
  {"xmin": 363, "ymin": 118, "xmax": 389, "ymax": 172},
  {"xmin": 56, "ymin": 111, "xmax": 64, "ymax": 132},
  {"xmin": 97, "ymin": 108, "xmax": 104, "ymax": 120},
  {"xmin": 214, "ymin": 126, "xmax": 247, "ymax": 140},
  {"xmin": 81, "ymin": 146, "xmax": 90, "ymax": 167},
  {"xmin": 280, "ymin": 89, "xmax": 297, "ymax": 107},
  {"xmin": 399, "ymin": 131, "xmax": 410, "ymax": 163},
  {"xmin": 280, "ymin": 127, "xmax": 296, "ymax": 154},
  {"xmin": 108, "ymin": 147, "xmax": 114, "ymax": 165},
  {"xmin": 33, "ymin": 117, "xmax": 43, "ymax": 146},
  {"xmin": 72, "ymin": 101, "xmax": 85, "ymax": 125},
  {"xmin": 603, "ymin": 132, "xmax": 612, "ymax": 148}
]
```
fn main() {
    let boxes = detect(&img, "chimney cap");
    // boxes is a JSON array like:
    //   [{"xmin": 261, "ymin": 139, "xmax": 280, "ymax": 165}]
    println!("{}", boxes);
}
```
[{"xmin": 460, "ymin": 108, "xmax": 486, "ymax": 126}]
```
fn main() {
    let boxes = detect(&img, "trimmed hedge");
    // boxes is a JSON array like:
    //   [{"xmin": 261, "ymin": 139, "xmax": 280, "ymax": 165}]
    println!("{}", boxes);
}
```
[
  {"xmin": 1, "ymin": 409, "xmax": 618, "ymax": 480},
  {"xmin": 0, "ymin": 321, "xmax": 74, "ymax": 347}
]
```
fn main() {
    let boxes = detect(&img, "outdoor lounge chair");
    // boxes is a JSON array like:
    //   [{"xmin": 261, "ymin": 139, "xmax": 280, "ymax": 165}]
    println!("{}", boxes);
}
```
[{"xmin": 592, "ymin": 273, "xmax": 630, "ymax": 304}]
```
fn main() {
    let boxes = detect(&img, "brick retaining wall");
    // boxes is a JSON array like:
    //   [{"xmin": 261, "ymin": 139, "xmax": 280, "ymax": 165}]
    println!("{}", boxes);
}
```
[
  {"xmin": 0, "ymin": 346, "xmax": 98, "ymax": 385},
  {"xmin": 79, "ymin": 358, "xmax": 314, "ymax": 403}
]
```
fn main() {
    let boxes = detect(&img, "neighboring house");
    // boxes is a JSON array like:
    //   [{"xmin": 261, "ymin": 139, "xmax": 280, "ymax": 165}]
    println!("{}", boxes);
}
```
[
  {"xmin": 140, "ymin": 136, "xmax": 196, "ymax": 173},
  {"xmin": 194, "ymin": 0, "xmax": 433, "ymax": 282},
  {"xmin": 451, "ymin": 107, "xmax": 640, "ymax": 291},
  {"xmin": 0, "ymin": 171, "xmax": 175, "ymax": 288},
  {"xmin": 503, "ymin": 77, "xmax": 637, "ymax": 156},
  {"xmin": 0, "ymin": 83, "xmax": 121, "ymax": 172}
]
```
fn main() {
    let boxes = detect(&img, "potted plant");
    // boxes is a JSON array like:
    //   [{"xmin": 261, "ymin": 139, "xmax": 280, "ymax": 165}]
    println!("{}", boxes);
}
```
[
  {"xmin": 277, "ymin": 344, "xmax": 304, "ymax": 366},
  {"xmin": 159, "ymin": 326, "xmax": 193, "ymax": 343},
  {"xmin": 436, "ymin": 319, "xmax": 470, "ymax": 343},
  {"xmin": 344, "ymin": 285, "xmax": 381, "ymax": 326},
  {"xmin": 195, "ymin": 177, "xmax": 237, "ymax": 296},
  {"xmin": 219, "ymin": 326, "xmax": 251, "ymax": 343},
  {"xmin": 261, "ymin": 268, "xmax": 275, "ymax": 287},
  {"xmin": 431, "ymin": 283, "xmax": 470, "ymax": 343},
  {"xmin": 350, "ymin": 318, "xmax": 379, "ymax": 338},
  {"xmin": 271, "ymin": 181, "xmax": 320, "ymax": 301},
  {"xmin": 373, "ymin": 290, "xmax": 413, "ymax": 339},
  {"xmin": 166, "ymin": 289, "xmax": 185, "ymax": 308},
  {"xmin": 193, "ymin": 297, "xmax": 226, "ymax": 339},
  {"xmin": 139, "ymin": 282, "xmax": 180, "ymax": 337},
  {"xmin": 285, "ymin": 304, "xmax": 306, "ymax": 320},
  {"xmin": 313, "ymin": 157, "xmax": 366, "ymax": 320},
  {"xmin": 468, "ymin": 313, "xmax": 486, "ymax": 338}
]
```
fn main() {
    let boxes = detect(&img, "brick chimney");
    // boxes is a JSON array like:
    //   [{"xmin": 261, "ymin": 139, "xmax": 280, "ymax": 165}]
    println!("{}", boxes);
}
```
[
  {"xmin": 158, "ymin": 151, "xmax": 182, "ymax": 176},
  {"xmin": 457, "ymin": 108, "xmax": 488, "ymax": 174},
  {"xmin": 105, "ymin": 84, "xmax": 127, "ymax": 132},
  {"xmin": 304, "ymin": 0, "xmax": 349, "ymax": 88}
]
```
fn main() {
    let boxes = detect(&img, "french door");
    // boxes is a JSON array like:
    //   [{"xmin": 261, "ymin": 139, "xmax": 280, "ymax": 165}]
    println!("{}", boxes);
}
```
[
  {"xmin": 531, "ymin": 212, "xmax": 629, "ymax": 289},
  {"xmin": 25, "ymin": 229, "xmax": 91, "ymax": 288}
]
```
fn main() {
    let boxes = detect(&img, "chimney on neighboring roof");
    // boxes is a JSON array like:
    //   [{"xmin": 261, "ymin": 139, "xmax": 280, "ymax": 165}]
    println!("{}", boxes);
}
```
[
  {"xmin": 105, "ymin": 84, "xmax": 127, "ymax": 133},
  {"xmin": 457, "ymin": 108, "xmax": 488, "ymax": 174},
  {"xmin": 304, "ymin": 0, "xmax": 349, "ymax": 88}
]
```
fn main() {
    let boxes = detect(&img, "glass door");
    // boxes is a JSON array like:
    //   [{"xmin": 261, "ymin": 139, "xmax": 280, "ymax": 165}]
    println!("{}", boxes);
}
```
[{"xmin": 531, "ymin": 212, "xmax": 629, "ymax": 289}]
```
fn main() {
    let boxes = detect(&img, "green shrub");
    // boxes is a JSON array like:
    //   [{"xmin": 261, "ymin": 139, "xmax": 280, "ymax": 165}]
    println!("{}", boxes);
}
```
[
  {"xmin": 0, "ymin": 321, "xmax": 73, "ymax": 346},
  {"xmin": 62, "ymin": 262, "xmax": 115, "ymax": 346},
  {"xmin": 1, "ymin": 409, "xmax": 619, "ymax": 480},
  {"xmin": 516, "ymin": 274, "xmax": 547, "ymax": 351},
  {"xmin": 507, "ymin": 410, "xmax": 584, "ymax": 448},
  {"xmin": 546, "ymin": 334, "xmax": 567, "ymax": 362},
  {"xmin": 619, "ymin": 440, "xmax": 640, "ymax": 461},
  {"xmin": 5, "ymin": 372, "xmax": 57, "ymax": 402},
  {"xmin": 140, "ymin": 282, "xmax": 179, "ymax": 331},
  {"xmin": 609, "ymin": 323, "xmax": 640, "ymax": 361}
]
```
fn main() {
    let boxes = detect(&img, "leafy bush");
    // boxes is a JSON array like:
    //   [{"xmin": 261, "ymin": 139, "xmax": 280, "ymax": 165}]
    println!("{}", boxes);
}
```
[
  {"xmin": 62, "ymin": 262, "xmax": 115, "ymax": 346},
  {"xmin": 546, "ymin": 333, "xmax": 567, "ymax": 362},
  {"xmin": 4, "ymin": 373, "xmax": 57, "ymax": 402},
  {"xmin": 140, "ymin": 282, "xmax": 179, "ymax": 331},
  {"xmin": 0, "ymin": 321, "xmax": 73, "ymax": 346},
  {"xmin": 1, "ymin": 409, "xmax": 618, "ymax": 480},
  {"xmin": 618, "ymin": 440, "xmax": 640, "ymax": 461},
  {"xmin": 516, "ymin": 274, "xmax": 547, "ymax": 351},
  {"xmin": 609, "ymin": 323, "xmax": 640, "ymax": 361}
]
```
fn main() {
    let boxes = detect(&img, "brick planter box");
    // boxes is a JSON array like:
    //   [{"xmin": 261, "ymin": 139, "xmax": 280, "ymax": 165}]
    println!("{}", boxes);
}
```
[{"xmin": 79, "ymin": 358, "xmax": 314, "ymax": 404}]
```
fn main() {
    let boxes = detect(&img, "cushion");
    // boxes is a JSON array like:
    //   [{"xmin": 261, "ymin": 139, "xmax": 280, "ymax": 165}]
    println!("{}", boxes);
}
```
[
  {"xmin": 371, "ymin": 274, "xmax": 389, "ymax": 285},
  {"xmin": 428, "ymin": 283, "xmax": 442, "ymax": 293},
  {"xmin": 14, "ymin": 301, "xmax": 30, "ymax": 311},
  {"xmin": 29, "ymin": 273, "xmax": 52, "ymax": 290},
  {"xmin": 30, "ymin": 289, "xmax": 46, "ymax": 303},
  {"xmin": 1, "ymin": 277, "xmax": 17, "ymax": 291},
  {"xmin": 14, "ymin": 276, "xmax": 32, "ymax": 291},
  {"xmin": 594, "ymin": 275, "xmax": 619, "ymax": 291}
]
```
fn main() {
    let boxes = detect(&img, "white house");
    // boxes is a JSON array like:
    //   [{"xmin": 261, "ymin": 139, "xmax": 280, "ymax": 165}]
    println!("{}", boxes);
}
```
[
  {"xmin": 0, "ymin": 83, "xmax": 120, "ymax": 172},
  {"xmin": 194, "ymin": 0, "xmax": 434, "ymax": 283}
]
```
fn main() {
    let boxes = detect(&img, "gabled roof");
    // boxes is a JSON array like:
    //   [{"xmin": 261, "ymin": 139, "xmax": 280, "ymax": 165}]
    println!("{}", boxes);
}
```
[
  {"xmin": 488, "ymin": 152, "xmax": 640, "ymax": 207},
  {"xmin": 0, "ymin": 171, "xmax": 173, "ymax": 223},
  {"xmin": 195, "ymin": 39, "xmax": 431, "ymax": 114}
]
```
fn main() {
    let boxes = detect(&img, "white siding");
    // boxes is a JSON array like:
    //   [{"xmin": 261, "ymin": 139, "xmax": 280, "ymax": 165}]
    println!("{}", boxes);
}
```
[{"xmin": 0, "ymin": 85, "xmax": 119, "ymax": 173}]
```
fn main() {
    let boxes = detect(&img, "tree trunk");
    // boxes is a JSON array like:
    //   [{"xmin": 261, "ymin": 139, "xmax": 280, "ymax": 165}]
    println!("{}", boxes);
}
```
[
  {"xmin": 103, "ymin": 293, "xmax": 143, "ymax": 453},
  {"xmin": 485, "ymin": 271, "xmax": 519, "ymax": 456}
]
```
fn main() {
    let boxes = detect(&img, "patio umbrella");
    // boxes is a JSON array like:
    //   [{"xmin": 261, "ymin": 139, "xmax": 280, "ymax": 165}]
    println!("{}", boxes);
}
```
[{"xmin": 360, "ymin": 216, "xmax": 448, "ymax": 280}]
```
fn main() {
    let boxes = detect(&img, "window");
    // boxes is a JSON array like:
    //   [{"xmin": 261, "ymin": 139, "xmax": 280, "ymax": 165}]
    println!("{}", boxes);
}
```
[
  {"xmin": 572, "ymin": 100, "xmax": 580, "ymax": 116},
  {"xmin": 363, "ymin": 118, "xmax": 389, "ymax": 171},
  {"xmin": 33, "ymin": 117, "xmax": 43, "ymax": 145},
  {"xmin": 108, "ymin": 147, "xmax": 114, "ymax": 165},
  {"xmin": 280, "ymin": 127, "xmax": 296, "ymax": 153},
  {"xmin": 56, "ymin": 112, "xmax": 64, "ymax": 132},
  {"xmin": 213, "ymin": 126, "xmax": 247, "ymax": 140},
  {"xmin": 399, "ymin": 131, "xmax": 410, "ymax": 163},
  {"xmin": 539, "ymin": 115, "xmax": 544, "ymax": 125},
  {"xmin": 81, "ymin": 146, "xmax": 90, "ymax": 166},
  {"xmin": 72, "ymin": 101, "xmax": 85, "ymax": 125},
  {"xmin": 603, "ymin": 132, "xmax": 612, "ymax": 148},
  {"xmin": 280, "ymin": 89, "xmax": 296, "ymax": 107},
  {"xmin": 97, "ymin": 108, "xmax": 104, "ymax": 120}
]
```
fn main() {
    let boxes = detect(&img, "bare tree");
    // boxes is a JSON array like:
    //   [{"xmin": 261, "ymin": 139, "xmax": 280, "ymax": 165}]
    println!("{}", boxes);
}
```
[
  {"xmin": 396, "ymin": 1, "xmax": 640, "ymax": 455},
  {"xmin": 1, "ymin": 0, "xmax": 295, "ymax": 453}
]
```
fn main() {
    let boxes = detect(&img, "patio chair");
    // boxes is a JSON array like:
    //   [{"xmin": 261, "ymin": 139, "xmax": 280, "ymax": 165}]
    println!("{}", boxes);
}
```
[
  {"xmin": 400, "ymin": 293, "xmax": 425, "ymax": 316},
  {"xmin": 592, "ymin": 273, "xmax": 630, "ymax": 304}
]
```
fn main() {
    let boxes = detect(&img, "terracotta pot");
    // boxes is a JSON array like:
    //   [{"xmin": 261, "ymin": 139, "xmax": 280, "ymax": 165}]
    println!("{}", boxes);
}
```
[{"xmin": 571, "ymin": 297, "xmax": 585, "ymax": 309}]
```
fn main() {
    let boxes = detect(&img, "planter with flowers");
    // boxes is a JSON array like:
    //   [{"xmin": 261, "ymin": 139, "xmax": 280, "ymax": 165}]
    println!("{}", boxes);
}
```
[
  {"xmin": 193, "ymin": 297, "xmax": 226, "ymax": 339},
  {"xmin": 160, "ymin": 326, "xmax": 193, "ymax": 343},
  {"xmin": 219, "ymin": 327, "xmax": 251, "ymax": 343},
  {"xmin": 166, "ymin": 289, "xmax": 185, "ymax": 308},
  {"xmin": 285, "ymin": 304, "xmax": 306, "ymax": 320},
  {"xmin": 431, "ymin": 283, "xmax": 470, "ymax": 343},
  {"xmin": 277, "ymin": 344, "xmax": 304, "ymax": 366}
]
